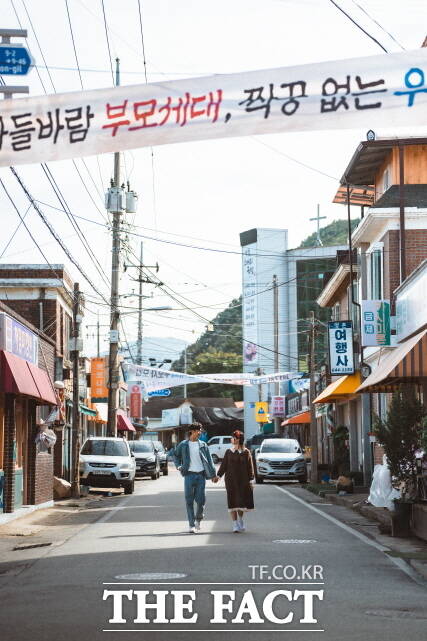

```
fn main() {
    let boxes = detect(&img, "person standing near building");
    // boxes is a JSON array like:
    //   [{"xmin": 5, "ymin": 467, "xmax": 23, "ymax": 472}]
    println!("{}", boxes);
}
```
[
  {"xmin": 173, "ymin": 423, "xmax": 218, "ymax": 533},
  {"xmin": 214, "ymin": 429, "xmax": 255, "ymax": 533}
]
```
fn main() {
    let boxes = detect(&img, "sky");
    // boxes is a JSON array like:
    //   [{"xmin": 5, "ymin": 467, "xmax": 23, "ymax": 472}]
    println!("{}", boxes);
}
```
[{"xmin": 0, "ymin": 0, "xmax": 426, "ymax": 362}]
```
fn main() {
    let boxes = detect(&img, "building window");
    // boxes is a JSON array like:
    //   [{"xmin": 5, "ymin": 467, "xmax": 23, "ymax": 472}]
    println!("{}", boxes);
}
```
[
  {"xmin": 370, "ymin": 248, "xmax": 383, "ymax": 299},
  {"xmin": 332, "ymin": 302, "xmax": 340, "ymax": 321}
]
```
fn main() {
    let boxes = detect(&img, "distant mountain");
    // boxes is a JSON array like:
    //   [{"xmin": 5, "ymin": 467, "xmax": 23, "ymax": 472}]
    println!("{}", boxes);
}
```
[{"xmin": 299, "ymin": 218, "xmax": 359, "ymax": 248}]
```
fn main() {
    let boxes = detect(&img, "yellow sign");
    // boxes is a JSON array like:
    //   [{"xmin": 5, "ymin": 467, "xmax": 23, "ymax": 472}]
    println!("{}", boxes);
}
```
[{"xmin": 255, "ymin": 402, "xmax": 269, "ymax": 423}]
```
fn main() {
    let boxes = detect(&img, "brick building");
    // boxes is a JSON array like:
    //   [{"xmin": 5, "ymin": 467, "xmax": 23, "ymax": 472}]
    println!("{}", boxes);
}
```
[
  {"xmin": 312, "ymin": 137, "xmax": 427, "ymax": 488},
  {"xmin": 0, "ymin": 301, "xmax": 57, "ymax": 514},
  {"xmin": 0, "ymin": 265, "xmax": 75, "ymax": 483}
]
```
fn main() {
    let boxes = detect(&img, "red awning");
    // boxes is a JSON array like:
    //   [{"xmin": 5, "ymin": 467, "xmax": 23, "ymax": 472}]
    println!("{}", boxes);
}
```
[
  {"xmin": 27, "ymin": 362, "xmax": 58, "ymax": 405},
  {"xmin": 117, "ymin": 409, "xmax": 136, "ymax": 432},
  {"xmin": 281, "ymin": 410, "xmax": 311, "ymax": 426},
  {"xmin": 1, "ymin": 351, "xmax": 57, "ymax": 405}
]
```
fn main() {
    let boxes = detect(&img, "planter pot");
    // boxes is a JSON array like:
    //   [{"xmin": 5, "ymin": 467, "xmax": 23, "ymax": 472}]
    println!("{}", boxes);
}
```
[{"xmin": 391, "ymin": 501, "xmax": 412, "ymax": 537}]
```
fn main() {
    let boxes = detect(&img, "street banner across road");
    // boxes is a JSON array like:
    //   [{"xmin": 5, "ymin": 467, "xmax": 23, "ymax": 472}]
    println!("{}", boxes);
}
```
[
  {"xmin": 1, "ymin": 49, "xmax": 427, "ymax": 166},
  {"xmin": 123, "ymin": 364, "xmax": 299, "ymax": 393}
]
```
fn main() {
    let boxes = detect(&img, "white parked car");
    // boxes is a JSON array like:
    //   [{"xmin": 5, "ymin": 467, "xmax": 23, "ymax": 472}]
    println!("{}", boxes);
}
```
[
  {"xmin": 207, "ymin": 435, "xmax": 233, "ymax": 463},
  {"xmin": 80, "ymin": 437, "xmax": 136, "ymax": 494},
  {"xmin": 255, "ymin": 438, "xmax": 307, "ymax": 484}
]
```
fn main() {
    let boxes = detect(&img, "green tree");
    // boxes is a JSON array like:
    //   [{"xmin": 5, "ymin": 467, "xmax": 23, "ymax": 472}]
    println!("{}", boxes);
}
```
[
  {"xmin": 172, "ymin": 298, "xmax": 243, "ymax": 399},
  {"xmin": 185, "ymin": 350, "xmax": 243, "ymax": 400},
  {"xmin": 373, "ymin": 385, "xmax": 426, "ymax": 497}
]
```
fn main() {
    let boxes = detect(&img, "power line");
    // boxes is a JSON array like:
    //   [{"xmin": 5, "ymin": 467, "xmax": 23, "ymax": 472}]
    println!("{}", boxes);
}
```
[
  {"xmin": 100, "ymin": 0, "xmax": 115, "ymax": 84},
  {"xmin": 10, "ymin": 167, "xmax": 111, "ymax": 305},
  {"xmin": 0, "ymin": 204, "xmax": 31, "ymax": 258},
  {"xmin": 350, "ymin": 0, "xmax": 405, "ymax": 50},
  {"xmin": 328, "ymin": 0, "xmax": 388, "ymax": 53}
]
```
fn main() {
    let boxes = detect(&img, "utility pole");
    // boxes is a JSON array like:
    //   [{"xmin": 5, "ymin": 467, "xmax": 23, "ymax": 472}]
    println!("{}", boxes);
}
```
[
  {"xmin": 71, "ymin": 282, "xmax": 82, "ymax": 498},
  {"xmin": 309, "ymin": 311, "xmax": 318, "ymax": 483},
  {"xmin": 137, "ymin": 243, "xmax": 144, "ymax": 365},
  {"xmin": 184, "ymin": 346, "xmax": 188, "ymax": 399},
  {"xmin": 273, "ymin": 274, "xmax": 281, "ymax": 433},
  {"xmin": 106, "ymin": 58, "xmax": 122, "ymax": 438}
]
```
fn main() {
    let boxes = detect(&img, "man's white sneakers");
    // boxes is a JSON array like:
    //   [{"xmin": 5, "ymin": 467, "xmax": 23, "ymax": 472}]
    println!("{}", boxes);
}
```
[
  {"xmin": 195, "ymin": 520, "xmax": 201, "ymax": 532},
  {"xmin": 189, "ymin": 526, "xmax": 197, "ymax": 534}
]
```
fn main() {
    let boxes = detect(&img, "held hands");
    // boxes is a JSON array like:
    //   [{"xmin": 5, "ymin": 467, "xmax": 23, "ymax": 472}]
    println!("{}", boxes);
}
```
[{"xmin": 212, "ymin": 476, "xmax": 220, "ymax": 483}]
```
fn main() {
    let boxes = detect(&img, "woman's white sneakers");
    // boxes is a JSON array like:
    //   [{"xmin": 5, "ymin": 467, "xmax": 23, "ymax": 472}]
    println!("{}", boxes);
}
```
[
  {"xmin": 232, "ymin": 521, "xmax": 240, "ymax": 533},
  {"xmin": 237, "ymin": 517, "xmax": 245, "ymax": 532}
]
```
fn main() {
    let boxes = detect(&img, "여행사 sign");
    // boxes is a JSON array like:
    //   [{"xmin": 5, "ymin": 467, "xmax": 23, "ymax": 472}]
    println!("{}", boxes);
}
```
[{"xmin": 328, "ymin": 321, "xmax": 355, "ymax": 375}]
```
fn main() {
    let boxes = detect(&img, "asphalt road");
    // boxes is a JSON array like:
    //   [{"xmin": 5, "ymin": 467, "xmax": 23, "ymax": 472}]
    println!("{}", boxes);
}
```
[{"xmin": 0, "ymin": 467, "xmax": 426, "ymax": 641}]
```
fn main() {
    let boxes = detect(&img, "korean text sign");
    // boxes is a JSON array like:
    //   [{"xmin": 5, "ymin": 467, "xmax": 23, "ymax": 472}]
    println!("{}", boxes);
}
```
[
  {"xmin": 361, "ymin": 300, "xmax": 391, "ymax": 347},
  {"xmin": 1, "ymin": 49, "xmax": 427, "ymax": 166},
  {"xmin": 91, "ymin": 357, "xmax": 109, "ymax": 402},
  {"xmin": 328, "ymin": 321, "xmax": 355, "ymax": 375}
]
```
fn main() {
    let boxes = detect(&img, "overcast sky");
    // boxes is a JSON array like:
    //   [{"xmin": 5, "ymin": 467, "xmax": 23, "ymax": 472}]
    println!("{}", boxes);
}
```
[{"xmin": 1, "ymin": 0, "xmax": 426, "ymax": 360}]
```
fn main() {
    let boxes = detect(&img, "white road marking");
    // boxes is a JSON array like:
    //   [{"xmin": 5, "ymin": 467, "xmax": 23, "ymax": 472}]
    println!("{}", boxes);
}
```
[{"xmin": 275, "ymin": 485, "xmax": 427, "ymax": 588}]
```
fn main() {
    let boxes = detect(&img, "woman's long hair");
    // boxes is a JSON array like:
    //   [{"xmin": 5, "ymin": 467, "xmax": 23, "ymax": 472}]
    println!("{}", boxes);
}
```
[{"xmin": 232, "ymin": 429, "xmax": 244, "ymax": 447}]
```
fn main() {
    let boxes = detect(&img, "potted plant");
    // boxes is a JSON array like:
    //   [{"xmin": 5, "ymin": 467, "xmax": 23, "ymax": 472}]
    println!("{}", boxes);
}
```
[{"xmin": 373, "ymin": 384, "xmax": 426, "ymax": 536}]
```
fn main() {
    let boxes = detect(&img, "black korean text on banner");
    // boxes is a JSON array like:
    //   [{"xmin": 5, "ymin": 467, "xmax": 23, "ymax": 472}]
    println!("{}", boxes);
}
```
[{"xmin": 1, "ymin": 49, "xmax": 427, "ymax": 166}]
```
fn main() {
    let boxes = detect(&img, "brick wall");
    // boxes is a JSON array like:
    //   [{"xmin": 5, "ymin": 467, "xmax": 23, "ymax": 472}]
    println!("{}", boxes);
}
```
[
  {"xmin": 382, "ymin": 229, "xmax": 427, "ymax": 313},
  {"xmin": 3, "ymin": 395, "xmax": 16, "ymax": 513},
  {"xmin": 0, "ymin": 265, "xmax": 73, "ymax": 290},
  {"xmin": 373, "ymin": 443, "xmax": 385, "ymax": 466},
  {"xmin": 33, "ymin": 453, "xmax": 54, "ymax": 504}
]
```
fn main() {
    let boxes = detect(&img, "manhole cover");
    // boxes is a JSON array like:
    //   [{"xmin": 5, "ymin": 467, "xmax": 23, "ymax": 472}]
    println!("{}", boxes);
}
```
[
  {"xmin": 272, "ymin": 539, "xmax": 317, "ymax": 544},
  {"xmin": 366, "ymin": 609, "xmax": 427, "ymax": 620},
  {"xmin": 114, "ymin": 573, "xmax": 187, "ymax": 581}
]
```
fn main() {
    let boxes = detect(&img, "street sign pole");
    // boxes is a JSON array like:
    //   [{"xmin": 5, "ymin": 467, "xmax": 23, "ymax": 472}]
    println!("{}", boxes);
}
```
[{"xmin": 0, "ymin": 28, "xmax": 33, "ymax": 99}]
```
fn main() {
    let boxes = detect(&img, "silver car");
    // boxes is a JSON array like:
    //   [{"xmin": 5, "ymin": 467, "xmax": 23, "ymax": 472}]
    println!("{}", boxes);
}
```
[
  {"xmin": 255, "ymin": 438, "xmax": 307, "ymax": 484},
  {"xmin": 80, "ymin": 437, "xmax": 136, "ymax": 494}
]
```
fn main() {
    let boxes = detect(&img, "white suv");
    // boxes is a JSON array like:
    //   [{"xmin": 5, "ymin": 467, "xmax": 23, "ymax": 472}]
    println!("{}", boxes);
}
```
[
  {"xmin": 255, "ymin": 438, "xmax": 307, "ymax": 484},
  {"xmin": 80, "ymin": 437, "xmax": 136, "ymax": 494},
  {"xmin": 208, "ymin": 435, "xmax": 233, "ymax": 463}
]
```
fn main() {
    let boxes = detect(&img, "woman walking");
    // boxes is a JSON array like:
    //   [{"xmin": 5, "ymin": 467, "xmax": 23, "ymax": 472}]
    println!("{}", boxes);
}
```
[{"xmin": 214, "ymin": 429, "xmax": 255, "ymax": 533}]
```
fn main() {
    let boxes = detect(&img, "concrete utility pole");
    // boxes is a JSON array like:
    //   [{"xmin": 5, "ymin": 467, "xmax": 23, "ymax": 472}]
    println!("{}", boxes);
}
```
[
  {"xmin": 273, "ymin": 274, "xmax": 281, "ymax": 433},
  {"xmin": 71, "ymin": 282, "xmax": 82, "ymax": 498},
  {"xmin": 106, "ymin": 58, "xmax": 122, "ymax": 438},
  {"xmin": 137, "ymin": 243, "xmax": 144, "ymax": 366},
  {"xmin": 309, "ymin": 310, "xmax": 318, "ymax": 483}
]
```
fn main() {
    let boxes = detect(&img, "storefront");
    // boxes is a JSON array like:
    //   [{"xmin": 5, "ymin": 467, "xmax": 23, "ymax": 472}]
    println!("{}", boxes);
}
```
[{"xmin": 0, "ymin": 310, "xmax": 57, "ymax": 514}]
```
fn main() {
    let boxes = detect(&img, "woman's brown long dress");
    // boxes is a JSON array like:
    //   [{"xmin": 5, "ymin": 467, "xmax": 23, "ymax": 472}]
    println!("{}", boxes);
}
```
[{"xmin": 217, "ymin": 448, "xmax": 255, "ymax": 512}]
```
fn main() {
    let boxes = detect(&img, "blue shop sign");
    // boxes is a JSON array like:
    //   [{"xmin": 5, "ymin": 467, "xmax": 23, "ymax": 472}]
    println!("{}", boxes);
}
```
[{"xmin": 0, "ymin": 312, "xmax": 39, "ymax": 365}]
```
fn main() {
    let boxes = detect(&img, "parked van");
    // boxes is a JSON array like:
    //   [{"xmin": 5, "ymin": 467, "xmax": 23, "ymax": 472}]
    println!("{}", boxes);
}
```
[{"xmin": 207, "ymin": 435, "xmax": 233, "ymax": 463}]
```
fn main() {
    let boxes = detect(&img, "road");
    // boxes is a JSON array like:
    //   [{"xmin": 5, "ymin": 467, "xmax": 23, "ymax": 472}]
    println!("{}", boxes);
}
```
[{"xmin": 0, "ymin": 467, "xmax": 426, "ymax": 640}]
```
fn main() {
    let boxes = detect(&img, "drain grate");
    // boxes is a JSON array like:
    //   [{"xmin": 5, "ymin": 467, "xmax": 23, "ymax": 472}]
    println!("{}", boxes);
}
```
[
  {"xmin": 115, "ymin": 572, "xmax": 187, "ymax": 581},
  {"xmin": 365, "ymin": 609, "xmax": 427, "ymax": 620},
  {"xmin": 272, "ymin": 539, "xmax": 317, "ymax": 544}
]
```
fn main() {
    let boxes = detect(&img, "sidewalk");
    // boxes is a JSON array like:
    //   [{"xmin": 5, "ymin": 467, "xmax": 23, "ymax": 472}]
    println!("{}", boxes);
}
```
[{"xmin": 305, "ymin": 484, "xmax": 427, "ymax": 581}]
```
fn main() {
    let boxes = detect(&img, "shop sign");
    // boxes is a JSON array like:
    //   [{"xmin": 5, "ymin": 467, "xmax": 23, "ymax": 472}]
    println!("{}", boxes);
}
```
[
  {"xmin": 361, "ymin": 300, "xmax": 391, "ymax": 346},
  {"xmin": 91, "ymin": 357, "xmax": 108, "ymax": 402},
  {"xmin": 255, "ymin": 401, "xmax": 269, "ymax": 423},
  {"xmin": 0, "ymin": 312, "xmax": 38, "ymax": 365},
  {"xmin": 270, "ymin": 396, "xmax": 285, "ymax": 417},
  {"xmin": 328, "ymin": 321, "xmax": 354, "ymax": 375}
]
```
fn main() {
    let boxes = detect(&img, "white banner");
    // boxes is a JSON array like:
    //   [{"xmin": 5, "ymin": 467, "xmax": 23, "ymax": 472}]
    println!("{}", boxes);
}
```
[
  {"xmin": 123, "ymin": 364, "xmax": 298, "ymax": 392},
  {"xmin": 1, "ymin": 50, "xmax": 427, "ymax": 166}
]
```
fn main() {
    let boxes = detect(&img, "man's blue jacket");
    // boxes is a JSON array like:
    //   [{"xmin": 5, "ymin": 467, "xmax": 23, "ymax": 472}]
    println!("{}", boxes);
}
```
[{"xmin": 172, "ymin": 439, "xmax": 216, "ymax": 479}]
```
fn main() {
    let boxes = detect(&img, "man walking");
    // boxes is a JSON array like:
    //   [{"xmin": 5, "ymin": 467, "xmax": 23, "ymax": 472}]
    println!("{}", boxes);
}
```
[{"xmin": 173, "ymin": 423, "xmax": 218, "ymax": 533}]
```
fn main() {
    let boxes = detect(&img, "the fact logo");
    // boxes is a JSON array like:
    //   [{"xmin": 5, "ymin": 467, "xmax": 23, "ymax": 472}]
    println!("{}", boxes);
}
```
[{"xmin": 103, "ymin": 588, "xmax": 324, "ymax": 628}]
